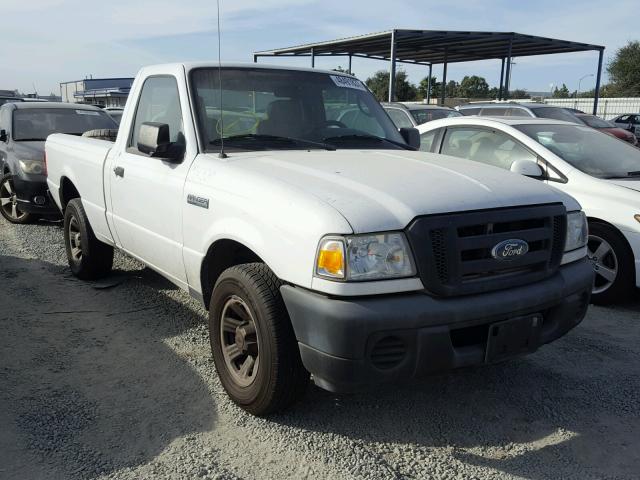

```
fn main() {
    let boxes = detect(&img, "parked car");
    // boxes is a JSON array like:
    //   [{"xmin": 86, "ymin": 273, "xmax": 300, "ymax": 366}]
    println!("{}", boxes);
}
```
[
  {"xmin": 458, "ymin": 102, "xmax": 582, "ymax": 123},
  {"xmin": 104, "ymin": 107, "xmax": 124, "ymax": 125},
  {"xmin": 45, "ymin": 62, "xmax": 592, "ymax": 415},
  {"xmin": 575, "ymin": 113, "xmax": 638, "ymax": 146},
  {"xmin": 0, "ymin": 102, "xmax": 118, "ymax": 223},
  {"xmin": 417, "ymin": 116, "xmax": 640, "ymax": 304},
  {"xmin": 382, "ymin": 102, "xmax": 461, "ymax": 128},
  {"xmin": 612, "ymin": 113, "xmax": 640, "ymax": 138}
]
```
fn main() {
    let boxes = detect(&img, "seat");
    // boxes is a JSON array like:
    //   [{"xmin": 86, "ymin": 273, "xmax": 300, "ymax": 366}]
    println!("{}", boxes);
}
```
[
  {"xmin": 257, "ymin": 100, "xmax": 305, "ymax": 137},
  {"xmin": 470, "ymin": 137, "xmax": 498, "ymax": 165}
]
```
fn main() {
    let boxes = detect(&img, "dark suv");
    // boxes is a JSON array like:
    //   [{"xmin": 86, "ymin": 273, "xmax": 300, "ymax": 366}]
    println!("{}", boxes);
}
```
[{"xmin": 0, "ymin": 102, "xmax": 117, "ymax": 223}]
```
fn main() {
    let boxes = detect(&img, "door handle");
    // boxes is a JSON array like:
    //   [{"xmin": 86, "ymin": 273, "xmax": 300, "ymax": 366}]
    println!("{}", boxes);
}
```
[{"xmin": 113, "ymin": 166, "xmax": 125, "ymax": 177}]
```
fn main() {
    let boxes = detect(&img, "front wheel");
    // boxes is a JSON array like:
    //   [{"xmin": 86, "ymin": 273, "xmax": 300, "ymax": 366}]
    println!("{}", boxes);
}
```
[
  {"xmin": 588, "ymin": 222, "xmax": 635, "ymax": 305},
  {"xmin": 209, "ymin": 263, "xmax": 309, "ymax": 415},
  {"xmin": 64, "ymin": 198, "xmax": 114, "ymax": 280},
  {"xmin": 0, "ymin": 174, "xmax": 33, "ymax": 224}
]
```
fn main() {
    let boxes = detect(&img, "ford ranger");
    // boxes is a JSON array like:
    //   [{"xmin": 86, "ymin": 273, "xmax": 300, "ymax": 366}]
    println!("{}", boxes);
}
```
[{"xmin": 45, "ymin": 62, "xmax": 594, "ymax": 415}]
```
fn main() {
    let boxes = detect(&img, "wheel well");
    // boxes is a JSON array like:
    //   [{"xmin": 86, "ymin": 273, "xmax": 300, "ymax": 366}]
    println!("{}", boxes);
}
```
[
  {"xmin": 59, "ymin": 177, "xmax": 80, "ymax": 211},
  {"xmin": 587, "ymin": 216, "xmax": 635, "ymax": 266},
  {"xmin": 200, "ymin": 239, "xmax": 264, "ymax": 309}
]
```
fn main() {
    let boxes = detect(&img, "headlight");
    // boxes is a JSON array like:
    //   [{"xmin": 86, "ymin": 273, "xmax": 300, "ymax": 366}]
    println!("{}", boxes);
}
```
[
  {"xmin": 316, "ymin": 232, "xmax": 416, "ymax": 281},
  {"xmin": 19, "ymin": 159, "xmax": 46, "ymax": 175},
  {"xmin": 565, "ymin": 211, "xmax": 588, "ymax": 252}
]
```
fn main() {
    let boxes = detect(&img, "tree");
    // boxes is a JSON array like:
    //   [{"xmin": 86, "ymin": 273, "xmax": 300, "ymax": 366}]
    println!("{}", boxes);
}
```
[
  {"xmin": 510, "ymin": 89, "xmax": 531, "ymax": 99},
  {"xmin": 458, "ymin": 75, "xmax": 490, "ymax": 98},
  {"xmin": 552, "ymin": 84, "xmax": 571, "ymax": 98},
  {"xmin": 418, "ymin": 76, "xmax": 439, "ymax": 100},
  {"xmin": 607, "ymin": 40, "xmax": 640, "ymax": 96},
  {"xmin": 365, "ymin": 69, "xmax": 417, "ymax": 101},
  {"xmin": 445, "ymin": 80, "xmax": 459, "ymax": 98}
]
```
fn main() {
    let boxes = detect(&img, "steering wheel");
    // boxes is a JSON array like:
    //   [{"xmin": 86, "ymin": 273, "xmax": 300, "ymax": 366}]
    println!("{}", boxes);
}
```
[{"xmin": 322, "ymin": 120, "xmax": 347, "ymax": 129}]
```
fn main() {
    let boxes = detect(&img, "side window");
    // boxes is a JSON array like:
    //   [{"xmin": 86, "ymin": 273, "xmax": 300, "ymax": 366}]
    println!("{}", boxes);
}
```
[
  {"xmin": 505, "ymin": 107, "xmax": 530, "ymax": 117},
  {"xmin": 385, "ymin": 108, "xmax": 414, "ymax": 129},
  {"xmin": 441, "ymin": 128, "xmax": 537, "ymax": 170},
  {"xmin": 129, "ymin": 76, "xmax": 185, "ymax": 151},
  {"xmin": 460, "ymin": 107, "xmax": 480, "ymax": 116},
  {"xmin": 480, "ymin": 107, "xmax": 507, "ymax": 116},
  {"xmin": 616, "ymin": 115, "xmax": 630, "ymax": 123},
  {"xmin": 419, "ymin": 129, "xmax": 439, "ymax": 152}
]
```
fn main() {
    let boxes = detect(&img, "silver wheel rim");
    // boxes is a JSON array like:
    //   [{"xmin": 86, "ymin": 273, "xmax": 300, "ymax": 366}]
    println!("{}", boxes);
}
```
[
  {"xmin": 68, "ymin": 216, "xmax": 83, "ymax": 261},
  {"xmin": 220, "ymin": 295, "xmax": 260, "ymax": 387},
  {"xmin": 0, "ymin": 177, "xmax": 26, "ymax": 221},
  {"xmin": 588, "ymin": 234, "xmax": 618, "ymax": 294}
]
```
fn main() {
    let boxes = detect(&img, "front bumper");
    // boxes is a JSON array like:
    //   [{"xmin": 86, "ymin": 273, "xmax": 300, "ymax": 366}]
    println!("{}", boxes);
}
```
[
  {"xmin": 13, "ymin": 178, "xmax": 61, "ymax": 216},
  {"xmin": 281, "ymin": 258, "xmax": 593, "ymax": 393}
]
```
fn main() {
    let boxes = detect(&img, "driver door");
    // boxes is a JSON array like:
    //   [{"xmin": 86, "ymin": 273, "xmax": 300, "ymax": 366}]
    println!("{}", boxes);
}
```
[{"xmin": 108, "ymin": 73, "xmax": 194, "ymax": 287}]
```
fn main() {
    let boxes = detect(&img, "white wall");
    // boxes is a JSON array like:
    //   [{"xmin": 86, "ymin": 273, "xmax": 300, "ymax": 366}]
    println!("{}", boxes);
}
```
[{"xmin": 543, "ymin": 97, "xmax": 640, "ymax": 119}]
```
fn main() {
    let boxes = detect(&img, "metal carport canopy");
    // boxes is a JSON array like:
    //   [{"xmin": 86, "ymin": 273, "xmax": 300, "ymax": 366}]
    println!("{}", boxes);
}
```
[{"xmin": 253, "ymin": 30, "xmax": 605, "ymax": 114}]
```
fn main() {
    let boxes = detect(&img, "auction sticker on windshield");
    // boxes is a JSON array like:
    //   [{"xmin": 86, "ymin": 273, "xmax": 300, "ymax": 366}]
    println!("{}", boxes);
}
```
[{"xmin": 330, "ymin": 75, "xmax": 367, "ymax": 91}]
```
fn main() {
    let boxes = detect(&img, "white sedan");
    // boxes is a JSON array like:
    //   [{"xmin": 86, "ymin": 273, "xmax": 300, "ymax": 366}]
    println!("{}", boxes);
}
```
[{"xmin": 417, "ymin": 116, "xmax": 640, "ymax": 304}]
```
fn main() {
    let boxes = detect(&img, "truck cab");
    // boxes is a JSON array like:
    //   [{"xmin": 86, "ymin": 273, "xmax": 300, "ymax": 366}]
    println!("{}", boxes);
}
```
[{"xmin": 45, "ymin": 63, "xmax": 594, "ymax": 415}]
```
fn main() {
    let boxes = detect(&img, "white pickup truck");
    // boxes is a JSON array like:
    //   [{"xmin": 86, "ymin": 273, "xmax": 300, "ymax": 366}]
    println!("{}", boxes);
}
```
[{"xmin": 46, "ymin": 62, "xmax": 594, "ymax": 415}]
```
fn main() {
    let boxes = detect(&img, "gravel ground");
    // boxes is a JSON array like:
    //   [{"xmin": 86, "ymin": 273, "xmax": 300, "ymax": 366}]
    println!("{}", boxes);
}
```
[{"xmin": 1, "ymin": 215, "xmax": 639, "ymax": 480}]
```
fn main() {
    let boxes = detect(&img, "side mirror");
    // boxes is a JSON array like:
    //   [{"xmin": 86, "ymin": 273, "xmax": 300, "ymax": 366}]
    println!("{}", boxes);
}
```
[
  {"xmin": 137, "ymin": 122, "xmax": 184, "ymax": 162},
  {"xmin": 0, "ymin": 130, "xmax": 7, "ymax": 142},
  {"xmin": 510, "ymin": 159, "xmax": 545, "ymax": 179},
  {"xmin": 399, "ymin": 127, "xmax": 420, "ymax": 149}
]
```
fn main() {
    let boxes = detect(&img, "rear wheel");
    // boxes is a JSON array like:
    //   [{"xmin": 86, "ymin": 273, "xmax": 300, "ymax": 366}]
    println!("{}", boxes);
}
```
[
  {"xmin": 0, "ymin": 174, "xmax": 33, "ymax": 224},
  {"xmin": 588, "ymin": 222, "xmax": 634, "ymax": 305},
  {"xmin": 64, "ymin": 198, "xmax": 114, "ymax": 280},
  {"xmin": 209, "ymin": 263, "xmax": 309, "ymax": 415}
]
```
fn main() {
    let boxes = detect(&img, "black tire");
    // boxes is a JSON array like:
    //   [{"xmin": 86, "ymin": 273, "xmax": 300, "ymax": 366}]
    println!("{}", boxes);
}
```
[
  {"xmin": 588, "ymin": 222, "xmax": 635, "ymax": 305},
  {"xmin": 0, "ymin": 174, "xmax": 34, "ymax": 224},
  {"xmin": 209, "ymin": 263, "xmax": 309, "ymax": 415},
  {"xmin": 82, "ymin": 128, "xmax": 118, "ymax": 141},
  {"xmin": 63, "ymin": 198, "xmax": 114, "ymax": 280}
]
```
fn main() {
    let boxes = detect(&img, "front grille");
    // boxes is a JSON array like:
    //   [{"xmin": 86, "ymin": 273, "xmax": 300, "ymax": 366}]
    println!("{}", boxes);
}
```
[
  {"xmin": 406, "ymin": 204, "xmax": 567, "ymax": 297},
  {"xmin": 370, "ymin": 336, "xmax": 406, "ymax": 370}
]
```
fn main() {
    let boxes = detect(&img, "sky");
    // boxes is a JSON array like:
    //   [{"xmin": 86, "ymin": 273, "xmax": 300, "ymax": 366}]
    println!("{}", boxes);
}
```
[{"xmin": 1, "ymin": 0, "xmax": 637, "ymax": 95}]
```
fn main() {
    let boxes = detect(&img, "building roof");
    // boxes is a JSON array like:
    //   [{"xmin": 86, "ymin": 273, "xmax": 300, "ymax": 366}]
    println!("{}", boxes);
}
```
[{"xmin": 255, "ymin": 29, "xmax": 604, "ymax": 66}]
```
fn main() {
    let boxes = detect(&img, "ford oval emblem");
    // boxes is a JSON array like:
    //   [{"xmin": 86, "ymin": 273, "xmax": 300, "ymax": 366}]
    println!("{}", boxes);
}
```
[{"xmin": 491, "ymin": 239, "xmax": 529, "ymax": 261}]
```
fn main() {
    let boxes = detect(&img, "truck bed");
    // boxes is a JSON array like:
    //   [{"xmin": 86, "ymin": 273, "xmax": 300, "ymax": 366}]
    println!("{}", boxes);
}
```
[{"xmin": 46, "ymin": 134, "xmax": 115, "ymax": 245}]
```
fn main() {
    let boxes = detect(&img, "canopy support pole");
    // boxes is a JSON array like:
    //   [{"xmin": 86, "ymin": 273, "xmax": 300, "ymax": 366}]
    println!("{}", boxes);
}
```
[
  {"xmin": 426, "ymin": 63, "xmax": 432, "ymax": 104},
  {"xmin": 388, "ymin": 30, "xmax": 397, "ymax": 102},
  {"xmin": 498, "ymin": 57, "xmax": 505, "ymax": 100},
  {"xmin": 593, "ymin": 48, "xmax": 604, "ymax": 115},
  {"xmin": 440, "ymin": 48, "xmax": 448, "ymax": 106}
]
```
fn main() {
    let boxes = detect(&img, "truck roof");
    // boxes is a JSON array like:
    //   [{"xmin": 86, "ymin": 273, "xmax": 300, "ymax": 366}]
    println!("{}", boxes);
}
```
[{"xmin": 141, "ymin": 61, "xmax": 353, "ymax": 78}]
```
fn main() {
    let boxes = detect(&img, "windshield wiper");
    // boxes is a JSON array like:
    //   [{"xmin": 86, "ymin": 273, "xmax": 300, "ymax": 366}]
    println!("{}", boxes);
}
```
[
  {"xmin": 322, "ymin": 133, "xmax": 414, "ymax": 150},
  {"xmin": 210, "ymin": 134, "xmax": 335, "ymax": 151}
]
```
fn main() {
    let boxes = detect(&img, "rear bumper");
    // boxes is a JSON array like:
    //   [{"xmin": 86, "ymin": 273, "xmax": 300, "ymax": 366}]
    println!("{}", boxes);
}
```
[
  {"xmin": 13, "ymin": 178, "xmax": 61, "ymax": 216},
  {"xmin": 281, "ymin": 258, "xmax": 593, "ymax": 393}
]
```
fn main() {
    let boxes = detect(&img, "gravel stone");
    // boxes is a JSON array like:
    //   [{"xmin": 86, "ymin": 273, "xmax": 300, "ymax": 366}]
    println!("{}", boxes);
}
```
[{"xmin": 0, "ymin": 216, "xmax": 639, "ymax": 479}]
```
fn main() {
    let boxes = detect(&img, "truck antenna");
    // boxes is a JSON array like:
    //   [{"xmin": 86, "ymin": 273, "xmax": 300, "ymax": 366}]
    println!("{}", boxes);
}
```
[{"xmin": 216, "ymin": 0, "xmax": 227, "ymax": 159}]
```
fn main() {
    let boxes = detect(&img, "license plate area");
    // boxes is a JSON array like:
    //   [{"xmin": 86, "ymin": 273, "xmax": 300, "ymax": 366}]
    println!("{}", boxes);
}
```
[{"xmin": 485, "ymin": 314, "xmax": 543, "ymax": 363}]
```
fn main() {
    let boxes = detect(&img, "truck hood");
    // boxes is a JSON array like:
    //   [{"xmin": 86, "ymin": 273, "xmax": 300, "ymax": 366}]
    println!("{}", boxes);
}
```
[
  {"xmin": 12, "ymin": 141, "xmax": 45, "ymax": 159},
  {"xmin": 606, "ymin": 179, "xmax": 640, "ymax": 192},
  {"xmin": 224, "ymin": 149, "xmax": 581, "ymax": 233}
]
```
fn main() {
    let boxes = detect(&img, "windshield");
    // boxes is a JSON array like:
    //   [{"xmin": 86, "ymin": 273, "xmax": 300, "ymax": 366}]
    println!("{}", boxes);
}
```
[
  {"xmin": 532, "ymin": 107, "xmax": 581, "ymax": 123},
  {"xmin": 578, "ymin": 115, "xmax": 615, "ymax": 129},
  {"xmin": 13, "ymin": 108, "xmax": 117, "ymax": 141},
  {"xmin": 410, "ymin": 108, "xmax": 461, "ymax": 124},
  {"xmin": 515, "ymin": 123, "xmax": 640, "ymax": 178},
  {"xmin": 191, "ymin": 68, "xmax": 406, "ymax": 151}
]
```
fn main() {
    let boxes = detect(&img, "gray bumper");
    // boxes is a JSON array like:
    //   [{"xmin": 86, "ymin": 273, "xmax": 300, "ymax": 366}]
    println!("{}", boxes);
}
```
[{"xmin": 281, "ymin": 258, "xmax": 593, "ymax": 393}]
